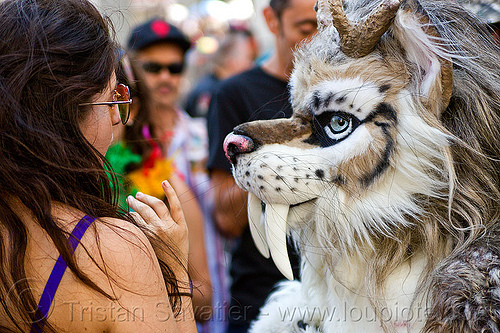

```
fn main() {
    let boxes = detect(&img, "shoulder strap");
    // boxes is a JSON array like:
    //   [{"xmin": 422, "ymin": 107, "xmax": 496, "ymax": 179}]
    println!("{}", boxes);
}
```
[{"xmin": 30, "ymin": 215, "xmax": 95, "ymax": 333}]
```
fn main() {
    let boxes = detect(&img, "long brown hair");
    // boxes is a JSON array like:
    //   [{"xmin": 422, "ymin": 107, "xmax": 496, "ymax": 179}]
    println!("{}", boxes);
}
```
[{"xmin": 0, "ymin": 0, "xmax": 182, "ymax": 331}]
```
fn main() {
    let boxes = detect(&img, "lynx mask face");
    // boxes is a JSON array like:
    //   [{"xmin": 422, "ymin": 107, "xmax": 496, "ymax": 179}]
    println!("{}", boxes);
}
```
[{"xmin": 224, "ymin": 0, "xmax": 454, "ymax": 280}]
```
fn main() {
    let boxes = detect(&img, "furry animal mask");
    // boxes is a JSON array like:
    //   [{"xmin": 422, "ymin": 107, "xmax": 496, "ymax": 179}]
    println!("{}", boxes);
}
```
[{"xmin": 224, "ymin": 0, "xmax": 500, "ymax": 331}]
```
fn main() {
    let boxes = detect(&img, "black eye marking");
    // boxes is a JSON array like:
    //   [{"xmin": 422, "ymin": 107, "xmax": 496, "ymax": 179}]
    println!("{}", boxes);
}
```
[
  {"xmin": 365, "ymin": 103, "xmax": 397, "ymax": 124},
  {"xmin": 309, "ymin": 111, "xmax": 361, "ymax": 147},
  {"xmin": 360, "ymin": 125, "xmax": 394, "ymax": 187},
  {"xmin": 305, "ymin": 102, "xmax": 397, "ymax": 148},
  {"xmin": 359, "ymin": 103, "xmax": 397, "ymax": 187}
]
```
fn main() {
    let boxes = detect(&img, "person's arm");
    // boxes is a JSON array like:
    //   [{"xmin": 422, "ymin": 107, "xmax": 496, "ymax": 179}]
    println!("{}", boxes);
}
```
[
  {"xmin": 210, "ymin": 169, "xmax": 248, "ymax": 238},
  {"xmin": 167, "ymin": 174, "xmax": 213, "ymax": 322}
]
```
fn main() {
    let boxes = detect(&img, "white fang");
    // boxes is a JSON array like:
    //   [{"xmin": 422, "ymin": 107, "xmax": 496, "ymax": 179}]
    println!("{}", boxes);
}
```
[
  {"xmin": 265, "ymin": 203, "xmax": 293, "ymax": 280},
  {"xmin": 248, "ymin": 193, "xmax": 270, "ymax": 258}
]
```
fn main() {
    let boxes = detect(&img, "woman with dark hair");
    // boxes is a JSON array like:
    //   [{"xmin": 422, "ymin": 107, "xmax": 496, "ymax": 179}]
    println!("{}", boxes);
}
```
[{"xmin": 0, "ymin": 0, "xmax": 197, "ymax": 332}]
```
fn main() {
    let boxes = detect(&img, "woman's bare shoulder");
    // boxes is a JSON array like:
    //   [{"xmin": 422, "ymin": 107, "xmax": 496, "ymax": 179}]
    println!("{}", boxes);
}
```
[
  {"xmin": 49, "ymin": 215, "xmax": 174, "ymax": 331},
  {"xmin": 77, "ymin": 216, "xmax": 163, "ymax": 287}
]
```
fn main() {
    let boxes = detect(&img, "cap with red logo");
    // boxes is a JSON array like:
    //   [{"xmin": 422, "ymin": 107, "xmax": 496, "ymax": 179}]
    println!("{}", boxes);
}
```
[{"xmin": 127, "ymin": 18, "xmax": 191, "ymax": 53}]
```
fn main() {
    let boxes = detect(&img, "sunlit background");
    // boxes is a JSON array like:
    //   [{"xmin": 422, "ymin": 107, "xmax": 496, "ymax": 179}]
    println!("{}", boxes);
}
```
[
  {"xmin": 90, "ymin": 0, "xmax": 272, "ymax": 95},
  {"xmin": 92, "ymin": 0, "xmax": 272, "ymax": 54}
]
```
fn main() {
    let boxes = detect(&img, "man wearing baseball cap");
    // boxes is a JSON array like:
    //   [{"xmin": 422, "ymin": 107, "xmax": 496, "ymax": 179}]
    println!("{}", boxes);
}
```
[
  {"xmin": 127, "ymin": 18, "xmax": 191, "ymax": 111},
  {"xmin": 125, "ymin": 18, "xmax": 216, "ymax": 327}
]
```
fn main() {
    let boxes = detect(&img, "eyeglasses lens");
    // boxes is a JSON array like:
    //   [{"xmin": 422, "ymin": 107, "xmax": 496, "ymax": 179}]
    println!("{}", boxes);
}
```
[
  {"xmin": 141, "ymin": 62, "xmax": 184, "ymax": 75},
  {"xmin": 142, "ymin": 62, "xmax": 162, "ymax": 74},
  {"xmin": 167, "ymin": 63, "xmax": 184, "ymax": 74},
  {"xmin": 116, "ymin": 83, "xmax": 130, "ymax": 125}
]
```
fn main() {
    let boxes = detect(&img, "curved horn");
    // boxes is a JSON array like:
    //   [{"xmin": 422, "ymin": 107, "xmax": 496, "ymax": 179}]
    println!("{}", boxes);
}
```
[{"xmin": 330, "ymin": 0, "xmax": 401, "ymax": 58}]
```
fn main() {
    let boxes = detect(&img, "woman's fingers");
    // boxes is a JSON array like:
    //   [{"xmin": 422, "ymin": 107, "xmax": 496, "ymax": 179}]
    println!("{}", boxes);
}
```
[
  {"xmin": 128, "ymin": 211, "xmax": 156, "ymax": 232},
  {"xmin": 126, "ymin": 181, "xmax": 185, "ymax": 228},
  {"xmin": 162, "ymin": 181, "xmax": 186, "ymax": 226},
  {"xmin": 127, "ymin": 195, "xmax": 164, "ymax": 226},
  {"xmin": 133, "ymin": 191, "xmax": 173, "ymax": 222}
]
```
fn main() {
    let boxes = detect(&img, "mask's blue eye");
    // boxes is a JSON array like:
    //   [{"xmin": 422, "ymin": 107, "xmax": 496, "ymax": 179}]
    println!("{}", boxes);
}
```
[{"xmin": 330, "ymin": 115, "xmax": 350, "ymax": 133}]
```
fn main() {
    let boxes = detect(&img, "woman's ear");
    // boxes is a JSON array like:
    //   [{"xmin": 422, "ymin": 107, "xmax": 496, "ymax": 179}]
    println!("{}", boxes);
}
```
[{"xmin": 263, "ymin": 6, "xmax": 280, "ymax": 36}]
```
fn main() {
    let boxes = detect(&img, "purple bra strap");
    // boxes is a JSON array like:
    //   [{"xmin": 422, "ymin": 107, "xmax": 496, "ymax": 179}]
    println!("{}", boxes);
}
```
[{"xmin": 30, "ymin": 215, "xmax": 96, "ymax": 333}]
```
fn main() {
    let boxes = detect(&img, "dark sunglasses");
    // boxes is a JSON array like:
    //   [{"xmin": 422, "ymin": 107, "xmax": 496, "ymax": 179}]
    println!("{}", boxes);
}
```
[
  {"xmin": 79, "ymin": 84, "xmax": 132, "ymax": 125},
  {"xmin": 141, "ymin": 61, "xmax": 184, "ymax": 75}
]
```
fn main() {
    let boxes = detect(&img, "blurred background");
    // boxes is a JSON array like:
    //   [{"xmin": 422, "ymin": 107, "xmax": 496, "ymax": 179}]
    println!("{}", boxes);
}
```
[{"xmin": 92, "ymin": 0, "xmax": 271, "ymax": 97}]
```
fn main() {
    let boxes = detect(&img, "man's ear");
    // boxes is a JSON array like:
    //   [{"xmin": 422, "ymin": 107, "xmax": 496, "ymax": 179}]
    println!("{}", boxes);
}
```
[{"xmin": 263, "ymin": 6, "xmax": 280, "ymax": 36}]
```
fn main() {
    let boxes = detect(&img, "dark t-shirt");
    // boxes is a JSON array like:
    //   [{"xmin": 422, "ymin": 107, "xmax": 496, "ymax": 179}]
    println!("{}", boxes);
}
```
[{"xmin": 207, "ymin": 66, "xmax": 300, "ymax": 326}]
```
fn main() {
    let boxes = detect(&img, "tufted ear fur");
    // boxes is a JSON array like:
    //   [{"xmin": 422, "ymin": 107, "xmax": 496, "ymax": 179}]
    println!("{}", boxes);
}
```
[{"xmin": 392, "ymin": 0, "xmax": 453, "ymax": 116}]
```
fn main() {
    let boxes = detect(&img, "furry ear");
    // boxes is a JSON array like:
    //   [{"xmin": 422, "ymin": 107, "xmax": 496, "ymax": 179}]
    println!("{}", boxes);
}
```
[
  {"xmin": 392, "ymin": 0, "xmax": 453, "ymax": 116},
  {"xmin": 315, "ymin": 0, "xmax": 333, "ymax": 30}
]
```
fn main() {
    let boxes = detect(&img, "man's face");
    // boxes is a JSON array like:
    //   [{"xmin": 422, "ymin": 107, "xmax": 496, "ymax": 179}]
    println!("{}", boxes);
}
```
[
  {"xmin": 276, "ymin": 0, "xmax": 318, "ymax": 68},
  {"xmin": 135, "ymin": 43, "xmax": 185, "ymax": 108}
]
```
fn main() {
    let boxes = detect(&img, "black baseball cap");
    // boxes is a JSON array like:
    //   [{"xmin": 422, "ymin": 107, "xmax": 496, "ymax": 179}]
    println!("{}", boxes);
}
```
[{"xmin": 127, "ymin": 18, "xmax": 191, "ymax": 53}]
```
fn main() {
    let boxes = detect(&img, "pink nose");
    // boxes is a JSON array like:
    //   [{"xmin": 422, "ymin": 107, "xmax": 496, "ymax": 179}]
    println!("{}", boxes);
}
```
[{"xmin": 223, "ymin": 132, "xmax": 255, "ymax": 164}]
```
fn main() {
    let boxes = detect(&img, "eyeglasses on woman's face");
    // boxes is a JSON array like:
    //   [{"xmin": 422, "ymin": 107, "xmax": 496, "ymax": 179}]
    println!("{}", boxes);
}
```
[{"xmin": 79, "ymin": 83, "xmax": 132, "ymax": 125}]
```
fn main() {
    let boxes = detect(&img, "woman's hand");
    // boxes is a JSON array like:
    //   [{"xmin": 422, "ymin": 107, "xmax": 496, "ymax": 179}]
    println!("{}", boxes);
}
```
[
  {"xmin": 125, "ymin": 182, "xmax": 197, "ymax": 332},
  {"xmin": 126, "ymin": 181, "xmax": 189, "ymax": 275}
]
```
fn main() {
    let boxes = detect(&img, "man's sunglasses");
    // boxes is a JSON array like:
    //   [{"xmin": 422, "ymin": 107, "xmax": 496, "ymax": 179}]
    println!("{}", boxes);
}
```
[
  {"xmin": 140, "ymin": 61, "xmax": 185, "ymax": 75},
  {"xmin": 79, "ymin": 84, "xmax": 132, "ymax": 125}
]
